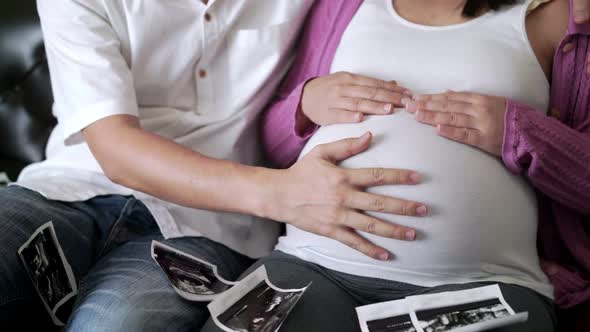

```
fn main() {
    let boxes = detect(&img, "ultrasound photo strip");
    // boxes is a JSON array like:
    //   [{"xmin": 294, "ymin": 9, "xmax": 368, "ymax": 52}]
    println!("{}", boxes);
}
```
[
  {"xmin": 151, "ymin": 241, "xmax": 236, "ymax": 302},
  {"xmin": 17, "ymin": 222, "xmax": 78, "ymax": 326},
  {"xmin": 406, "ymin": 284, "xmax": 528, "ymax": 332},
  {"xmin": 208, "ymin": 266, "xmax": 310, "ymax": 332},
  {"xmin": 356, "ymin": 298, "xmax": 417, "ymax": 332}
]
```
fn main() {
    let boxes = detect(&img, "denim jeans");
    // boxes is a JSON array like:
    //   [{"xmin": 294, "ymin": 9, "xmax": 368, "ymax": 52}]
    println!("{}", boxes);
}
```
[
  {"xmin": 0, "ymin": 186, "xmax": 254, "ymax": 331},
  {"xmin": 202, "ymin": 251, "xmax": 557, "ymax": 332}
]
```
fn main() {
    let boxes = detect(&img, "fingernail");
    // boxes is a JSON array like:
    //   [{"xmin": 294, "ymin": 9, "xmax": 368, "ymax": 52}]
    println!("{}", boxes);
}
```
[
  {"xmin": 416, "ymin": 205, "xmax": 428, "ymax": 217},
  {"xmin": 405, "ymin": 230, "xmax": 416, "ymax": 240},
  {"xmin": 383, "ymin": 104, "xmax": 393, "ymax": 114},
  {"xmin": 410, "ymin": 172, "xmax": 421, "ymax": 183},
  {"xmin": 404, "ymin": 101, "xmax": 417, "ymax": 113},
  {"xmin": 359, "ymin": 132, "xmax": 371, "ymax": 141},
  {"xmin": 401, "ymin": 97, "xmax": 410, "ymax": 105},
  {"xmin": 356, "ymin": 112, "xmax": 364, "ymax": 122},
  {"xmin": 379, "ymin": 252, "xmax": 390, "ymax": 260}
]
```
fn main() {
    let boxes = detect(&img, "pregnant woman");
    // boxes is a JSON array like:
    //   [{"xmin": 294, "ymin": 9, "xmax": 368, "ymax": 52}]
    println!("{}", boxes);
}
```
[{"xmin": 201, "ymin": 0, "xmax": 590, "ymax": 331}]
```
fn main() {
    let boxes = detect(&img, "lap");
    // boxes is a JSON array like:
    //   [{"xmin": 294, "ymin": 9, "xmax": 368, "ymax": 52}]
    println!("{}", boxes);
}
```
[
  {"xmin": 0, "ymin": 186, "xmax": 120, "ymax": 327},
  {"xmin": 67, "ymin": 234, "xmax": 254, "ymax": 332},
  {"xmin": 201, "ymin": 251, "xmax": 362, "ymax": 332},
  {"xmin": 203, "ymin": 251, "xmax": 556, "ymax": 332}
]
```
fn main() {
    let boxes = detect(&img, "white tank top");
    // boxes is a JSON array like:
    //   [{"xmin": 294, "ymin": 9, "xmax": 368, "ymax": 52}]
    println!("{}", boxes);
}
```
[{"xmin": 277, "ymin": 0, "xmax": 553, "ymax": 298}]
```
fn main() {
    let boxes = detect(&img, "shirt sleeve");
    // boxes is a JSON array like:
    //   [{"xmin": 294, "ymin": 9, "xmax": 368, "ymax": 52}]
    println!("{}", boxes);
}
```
[
  {"xmin": 260, "ymin": 1, "xmax": 338, "ymax": 169},
  {"xmin": 502, "ymin": 100, "xmax": 590, "ymax": 215},
  {"xmin": 37, "ymin": 0, "xmax": 139, "ymax": 145}
]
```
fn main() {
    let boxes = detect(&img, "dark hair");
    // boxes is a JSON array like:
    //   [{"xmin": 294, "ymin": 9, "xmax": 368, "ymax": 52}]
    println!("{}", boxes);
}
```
[{"xmin": 463, "ymin": 0, "xmax": 518, "ymax": 17}]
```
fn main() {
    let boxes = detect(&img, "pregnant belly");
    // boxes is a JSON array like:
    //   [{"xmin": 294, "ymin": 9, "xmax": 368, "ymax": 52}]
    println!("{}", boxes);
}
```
[{"xmin": 287, "ymin": 112, "xmax": 540, "ymax": 277}]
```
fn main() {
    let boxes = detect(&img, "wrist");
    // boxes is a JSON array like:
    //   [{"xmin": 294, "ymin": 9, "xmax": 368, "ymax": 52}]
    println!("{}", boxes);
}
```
[
  {"xmin": 246, "ymin": 166, "xmax": 289, "ymax": 222},
  {"xmin": 295, "ymin": 105, "xmax": 314, "ymax": 136}
]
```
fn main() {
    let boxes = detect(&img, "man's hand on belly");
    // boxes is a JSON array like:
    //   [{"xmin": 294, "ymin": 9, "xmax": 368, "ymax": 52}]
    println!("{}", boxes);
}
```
[
  {"xmin": 402, "ymin": 91, "xmax": 507, "ymax": 157},
  {"xmin": 267, "ymin": 132, "xmax": 429, "ymax": 261}
]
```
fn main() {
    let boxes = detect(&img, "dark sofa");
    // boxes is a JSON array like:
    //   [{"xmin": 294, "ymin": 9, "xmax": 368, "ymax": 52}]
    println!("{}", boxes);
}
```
[{"xmin": 0, "ymin": 0, "xmax": 55, "ymax": 181}]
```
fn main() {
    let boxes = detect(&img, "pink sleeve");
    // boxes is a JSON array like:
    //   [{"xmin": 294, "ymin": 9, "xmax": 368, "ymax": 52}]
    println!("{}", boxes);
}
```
[
  {"xmin": 260, "ymin": 0, "xmax": 361, "ymax": 168},
  {"xmin": 259, "ymin": 1, "xmax": 335, "ymax": 168},
  {"xmin": 261, "ymin": 80, "xmax": 319, "ymax": 169},
  {"xmin": 502, "ymin": 100, "xmax": 590, "ymax": 214}
]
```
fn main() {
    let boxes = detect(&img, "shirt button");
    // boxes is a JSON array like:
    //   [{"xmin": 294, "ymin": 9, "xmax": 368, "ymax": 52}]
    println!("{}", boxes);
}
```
[
  {"xmin": 204, "ymin": 12, "xmax": 212, "ymax": 22},
  {"xmin": 198, "ymin": 69, "xmax": 207, "ymax": 78},
  {"xmin": 562, "ymin": 42, "xmax": 575, "ymax": 53}
]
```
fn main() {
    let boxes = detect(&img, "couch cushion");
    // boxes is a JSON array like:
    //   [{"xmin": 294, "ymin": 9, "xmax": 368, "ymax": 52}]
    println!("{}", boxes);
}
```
[{"xmin": 0, "ymin": 0, "xmax": 56, "ymax": 176}]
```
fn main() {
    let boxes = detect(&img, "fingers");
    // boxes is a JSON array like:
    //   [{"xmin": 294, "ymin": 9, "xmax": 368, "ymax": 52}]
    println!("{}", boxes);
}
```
[
  {"xmin": 573, "ymin": 0, "xmax": 590, "ymax": 23},
  {"xmin": 339, "ymin": 210, "xmax": 417, "ymax": 241},
  {"xmin": 339, "ymin": 85, "xmax": 410, "ymax": 104},
  {"xmin": 404, "ymin": 99, "xmax": 474, "ymax": 115},
  {"xmin": 414, "ymin": 91, "xmax": 482, "ymax": 104},
  {"xmin": 415, "ymin": 109, "xmax": 477, "ymax": 128},
  {"xmin": 437, "ymin": 125, "xmax": 481, "ymax": 146},
  {"xmin": 345, "ymin": 191, "xmax": 428, "ymax": 217},
  {"xmin": 336, "ymin": 97, "xmax": 395, "ymax": 115},
  {"xmin": 345, "ymin": 167, "xmax": 421, "ymax": 187},
  {"xmin": 313, "ymin": 132, "xmax": 372, "ymax": 163},
  {"xmin": 324, "ymin": 109, "xmax": 365, "ymax": 124},
  {"xmin": 337, "ymin": 72, "xmax": 403, "ymax": 91},
  {"xmin": 327, "ymin": 227, "xmax": 392, "ymax": 260}
]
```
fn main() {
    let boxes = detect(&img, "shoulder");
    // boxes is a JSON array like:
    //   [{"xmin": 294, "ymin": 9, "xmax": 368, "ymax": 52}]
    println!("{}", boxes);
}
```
[
  {"xmin": 37, "ymin": 0, "xmax": 107, "ymax": 21},
  {"xmin": 527, "ymin": 0, "xmax": 570, "ymax": 51},
  {"xmin": 526, "ymin": 0, "xmax": 569, "ymax": 76}
]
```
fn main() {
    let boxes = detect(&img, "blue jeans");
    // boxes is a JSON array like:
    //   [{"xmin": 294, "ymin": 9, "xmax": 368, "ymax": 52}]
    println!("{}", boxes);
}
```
[{"xmin": 0, "ymin": 186, "xmax": 254, "ymax": 331}]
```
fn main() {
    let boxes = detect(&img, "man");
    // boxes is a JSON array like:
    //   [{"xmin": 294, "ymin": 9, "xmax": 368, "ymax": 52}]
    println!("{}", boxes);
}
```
[{"xmin": 0, "ymin": 0, "xmax": 428, "ymax": 330}]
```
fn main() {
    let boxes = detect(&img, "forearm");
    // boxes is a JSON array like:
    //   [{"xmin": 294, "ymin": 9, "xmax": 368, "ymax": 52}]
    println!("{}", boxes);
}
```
[
  {"xmin": 85, "ymin": 115, "xmax": 278, "ymax": 218},
  {"xmin": 502, "ymin": 100, "xmax": 590, "ymax": 214}
]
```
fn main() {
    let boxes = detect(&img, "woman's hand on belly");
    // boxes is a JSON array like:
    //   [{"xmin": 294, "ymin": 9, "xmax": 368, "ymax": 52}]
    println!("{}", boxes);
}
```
[
  {"xmin": 403, "ymin": 91, "xmax": 507, "ymax": 156},
  {"xmin": 298, "ymin": 72, "xmax": 412, "ymax": 129},
  {"xmin": 269, "ymin": 132, "xmax": 428, "ymax": 261}
]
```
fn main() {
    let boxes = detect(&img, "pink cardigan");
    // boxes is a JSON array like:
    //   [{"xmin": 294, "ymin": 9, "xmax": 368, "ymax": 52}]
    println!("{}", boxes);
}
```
[{"xmin": 261, "ymin": 0, "xmax": 590, "ymax": 309}]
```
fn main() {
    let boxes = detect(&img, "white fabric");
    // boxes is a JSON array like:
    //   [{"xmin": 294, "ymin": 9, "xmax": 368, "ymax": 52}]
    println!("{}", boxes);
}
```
[
  {"xmin": 277, "ymin": 0, "xmax": 553, "ymax": 298},
  {"xmin": 16, "ymin": 0, "xmax": 313, "ymax": 258}
]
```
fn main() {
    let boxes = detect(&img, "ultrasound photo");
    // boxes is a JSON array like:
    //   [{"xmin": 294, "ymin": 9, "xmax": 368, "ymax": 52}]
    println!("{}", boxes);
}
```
[
  {"xmin": 415, "ymin": 299, "xmax": 510, "ymax": 332},
  {"xmin": 151, "ymin": 241, "xmax": 233, "ymax": 301},
  {"xmin": 217, "ymin": 282, "xmax": 304, "ymax": 332},
  {"xmin": 359, "ymin": 285, "xmax": 528, "ymax": 332},
  {"xmin": 17, "ymin": 222, "xmax": 77, "ymax": 326},
  {"xmin": 209, "ymin": 266, "xmax": 308, "ymax": 332},
  {"xmin": 367, "ymin": 314, "xmax": 417, "ymax": 332}
]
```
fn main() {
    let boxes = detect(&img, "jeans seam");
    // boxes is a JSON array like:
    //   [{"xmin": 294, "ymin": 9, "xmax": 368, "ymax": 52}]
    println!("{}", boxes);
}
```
[{"xmin": 97, "ymin": 198, "xmax": 138, "ymax": 258}]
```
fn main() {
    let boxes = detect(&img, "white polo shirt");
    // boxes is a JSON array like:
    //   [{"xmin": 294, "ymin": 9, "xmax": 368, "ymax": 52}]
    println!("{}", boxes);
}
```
[{"xmin": 16, "ymin": 0, "xmax": 313, "ymax": 258}]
